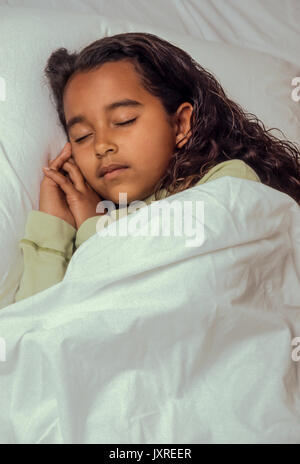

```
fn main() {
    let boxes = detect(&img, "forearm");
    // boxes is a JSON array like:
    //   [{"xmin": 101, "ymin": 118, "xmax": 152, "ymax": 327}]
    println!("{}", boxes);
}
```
[{"xmin": 14, "ymin": 211, "xmax": 76, "ymax": 302}]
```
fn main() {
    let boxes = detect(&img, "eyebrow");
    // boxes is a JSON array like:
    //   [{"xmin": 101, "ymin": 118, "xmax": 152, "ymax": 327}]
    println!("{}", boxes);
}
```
[{"xmin": 66, "ymin": 98, "xmax": 144, "ymax": 132}]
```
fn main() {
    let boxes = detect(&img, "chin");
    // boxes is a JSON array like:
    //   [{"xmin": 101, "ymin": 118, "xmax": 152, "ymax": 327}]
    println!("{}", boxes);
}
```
[
  {"xmin": 101, "ymin": 185, "xmax": 151, "ymax": 207},
  {"xmin": 99, "ymin": 191, "xmax": 129, "ymax": 207}
]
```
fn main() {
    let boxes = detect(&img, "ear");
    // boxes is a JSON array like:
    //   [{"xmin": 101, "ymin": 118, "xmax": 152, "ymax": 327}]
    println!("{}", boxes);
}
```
[{"xmin": 174, "ymin": 102, "xmax": 194, "ymax": 149}]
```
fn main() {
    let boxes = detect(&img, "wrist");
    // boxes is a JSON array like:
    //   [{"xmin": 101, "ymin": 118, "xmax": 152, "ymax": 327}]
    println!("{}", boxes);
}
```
[{"xmin": 76, "ymin": 212, "xmax": 106, "ymax": 230}]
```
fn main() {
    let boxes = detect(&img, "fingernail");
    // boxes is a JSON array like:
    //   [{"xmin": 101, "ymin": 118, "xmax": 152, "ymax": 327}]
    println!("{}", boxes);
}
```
[{"xmin": 43, "ymin": 167, "xmax": 50, "ymax": 170}]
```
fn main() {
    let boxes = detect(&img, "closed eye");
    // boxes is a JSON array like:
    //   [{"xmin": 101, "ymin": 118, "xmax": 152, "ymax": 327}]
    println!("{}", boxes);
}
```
[
  {"xmin": 115, "ymin": 117, "xmax": 137, "ymax": 127},
  {"xmin": 74, "ymin": 118, "xmax": 137, "ymax": 143},
  {"xmin": 75, "ymin": 134, "xmax": 92, "ymax": 143}
]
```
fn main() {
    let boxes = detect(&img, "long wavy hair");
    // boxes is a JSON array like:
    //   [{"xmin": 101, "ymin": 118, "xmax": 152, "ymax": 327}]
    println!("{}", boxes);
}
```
[{"xmin": 44, "ymin": 32, "xmax": 300, "ymax": 205}]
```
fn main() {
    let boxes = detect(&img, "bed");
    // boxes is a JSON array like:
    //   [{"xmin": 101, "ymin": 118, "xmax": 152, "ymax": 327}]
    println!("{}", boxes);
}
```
[{"xmin": 0, "ymin": 0, "xmax": 299, "ymax": 444}]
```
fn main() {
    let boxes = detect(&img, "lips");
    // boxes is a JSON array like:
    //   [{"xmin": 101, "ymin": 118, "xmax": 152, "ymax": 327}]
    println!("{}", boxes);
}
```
[{"xmin": 99, "ymin": 163, "xmax": 129, "ymax": 177}]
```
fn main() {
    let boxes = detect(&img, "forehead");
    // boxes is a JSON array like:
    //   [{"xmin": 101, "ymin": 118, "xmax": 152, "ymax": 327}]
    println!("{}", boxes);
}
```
[{"xmin": 63, "ymin": 60, "xmax": 148, "ymax": 115}]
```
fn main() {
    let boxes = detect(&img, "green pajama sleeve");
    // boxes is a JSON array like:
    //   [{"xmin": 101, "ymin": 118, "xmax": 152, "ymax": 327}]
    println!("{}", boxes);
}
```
[{"xmin": 14, "ymin": 210, "xmax": 76, "ymax": 302}]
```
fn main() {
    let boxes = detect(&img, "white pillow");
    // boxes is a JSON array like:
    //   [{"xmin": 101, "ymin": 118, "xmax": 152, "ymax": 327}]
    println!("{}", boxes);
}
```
[
  {"xmin": 2, "ymin": 0, "xmax": 300, "ymax": 69},
  {"xmin": 0, "ymin": 5, "xmax": 299, "ymax": 308}
]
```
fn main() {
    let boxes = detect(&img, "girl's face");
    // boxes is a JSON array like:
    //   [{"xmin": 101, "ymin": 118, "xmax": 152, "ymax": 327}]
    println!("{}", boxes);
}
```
[{"xmin": 63, "ymin": 59, "xmax": 191, "ymax": 205}]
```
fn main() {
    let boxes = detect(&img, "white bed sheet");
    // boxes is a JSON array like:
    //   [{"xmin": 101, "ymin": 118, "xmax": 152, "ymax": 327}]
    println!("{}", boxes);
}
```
[
  {"xmin": 0, "ymin": 177, "xmax": 300, "ymax": 444},
  {"xmin": 1, "ymin": 0, "xmax": 299, "ymax": 67}
]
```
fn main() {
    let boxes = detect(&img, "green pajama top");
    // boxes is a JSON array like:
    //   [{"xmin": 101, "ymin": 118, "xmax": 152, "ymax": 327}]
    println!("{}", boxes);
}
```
[{"xmin": 14, "ymin": 159, "xmax": 261, "ymax": 302}]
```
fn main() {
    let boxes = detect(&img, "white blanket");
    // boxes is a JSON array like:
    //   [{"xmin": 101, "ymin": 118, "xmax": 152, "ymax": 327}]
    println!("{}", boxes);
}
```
[{"xmin": 0, "ymin": 177, "xmax": 300, "ymax": 444}]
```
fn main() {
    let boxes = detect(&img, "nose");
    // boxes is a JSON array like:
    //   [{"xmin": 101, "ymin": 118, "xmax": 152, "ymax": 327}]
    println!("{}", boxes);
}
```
[{"xmin": 94, "ymin": 138, "xmax": 118, "ymax": 159}]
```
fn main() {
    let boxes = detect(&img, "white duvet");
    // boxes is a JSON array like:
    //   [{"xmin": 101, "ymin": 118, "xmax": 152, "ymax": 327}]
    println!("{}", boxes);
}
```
[{"xmin": 0, "ymin": 176, "xmax": 300, "ymax": 444}]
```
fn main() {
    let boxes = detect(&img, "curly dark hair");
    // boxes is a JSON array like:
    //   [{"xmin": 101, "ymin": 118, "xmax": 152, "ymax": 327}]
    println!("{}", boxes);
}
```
[{"xmin": 44, "ymin": 32, "xmax": 300, "ymax": 205}]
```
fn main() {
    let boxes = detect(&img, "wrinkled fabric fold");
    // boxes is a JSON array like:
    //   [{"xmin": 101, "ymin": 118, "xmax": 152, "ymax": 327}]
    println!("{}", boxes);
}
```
[{"xmin": 2, "ymin": 176, "xmax": 299, "ymax": 444}]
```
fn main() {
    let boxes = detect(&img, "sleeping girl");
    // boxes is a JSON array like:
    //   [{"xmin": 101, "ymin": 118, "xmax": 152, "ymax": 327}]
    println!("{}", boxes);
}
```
[{"xmin": 14, "ymin": 32, "xmax": 300, "ymax": 302}]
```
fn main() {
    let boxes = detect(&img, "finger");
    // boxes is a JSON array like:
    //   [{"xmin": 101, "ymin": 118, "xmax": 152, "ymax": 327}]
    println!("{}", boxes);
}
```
[
  {"xmin": 42, "ymin": 167, "xmax": 78, "ymax": 196},
  {"xmin": 50, "ymin": 143, "xmax": 72, "ymax": 170},
  {"xmin": 48, "ymin": 144, "xmax": 70, "ymax": 166},
  {"xmin": 62, "ymin": 161, "xmax": 86, "ymax": 192},
  {"xmin": 49, "ymin": 143, "xmax": 72, "ymax": 171}
]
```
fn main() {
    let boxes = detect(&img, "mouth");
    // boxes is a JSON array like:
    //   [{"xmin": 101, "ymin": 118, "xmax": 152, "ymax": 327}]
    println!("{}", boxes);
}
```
[{"xmin": 101, "ymin": 167, "xmax": 129, "ymax": 180}]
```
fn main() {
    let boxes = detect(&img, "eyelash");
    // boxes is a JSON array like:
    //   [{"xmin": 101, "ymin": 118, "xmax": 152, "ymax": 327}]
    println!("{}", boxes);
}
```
[{"xmin": 74, "ymin": 118, "xmax": 137, "ymax": 143}]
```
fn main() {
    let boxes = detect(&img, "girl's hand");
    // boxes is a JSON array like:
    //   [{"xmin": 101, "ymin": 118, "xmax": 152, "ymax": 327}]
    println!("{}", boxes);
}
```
[
  {"xmin": 40, "ymin": 142, "xmax": 76, "ymax": 228},
  {"xmin": 42, "ymin": 153, "xmax": 105, "ymax": 230}
]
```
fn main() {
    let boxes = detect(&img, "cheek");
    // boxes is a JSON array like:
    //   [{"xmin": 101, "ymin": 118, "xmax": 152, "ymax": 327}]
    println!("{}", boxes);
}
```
[
  {"xmin": 138, "ymin": 126, "xmax": 174, "ymax": 160},
  {"xmin": 72, "ymin": 159, "xmax": 92, "ymax": 182},
  {"xmin": 73, "ymin": 154, "xmax": 88, "ymax": 171},
  {"xmin": 136, "ymin": 140, "xmax": 173, "ymax": 178}
]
